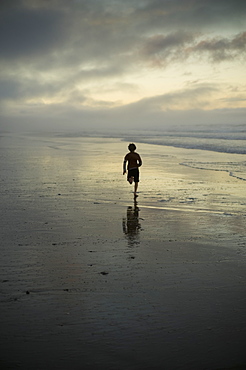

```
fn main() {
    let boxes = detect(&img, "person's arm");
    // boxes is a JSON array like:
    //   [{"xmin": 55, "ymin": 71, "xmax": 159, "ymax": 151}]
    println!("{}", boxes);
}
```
[
  {"xmin": 123, "ymin": 157, "xmax": 127, "ymax": 174},
  {"xmin": 138, "ymin": 154, "xmax": 142, "ymax": 167}
]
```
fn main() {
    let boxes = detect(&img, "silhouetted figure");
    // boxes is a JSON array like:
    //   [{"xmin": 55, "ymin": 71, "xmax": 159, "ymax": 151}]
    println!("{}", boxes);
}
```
[{"xmin": 123, "ymin": 143, "xmax": 142, "ymax": 197}]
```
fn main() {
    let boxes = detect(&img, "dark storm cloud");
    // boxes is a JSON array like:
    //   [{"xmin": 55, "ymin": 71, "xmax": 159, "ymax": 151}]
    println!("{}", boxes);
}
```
[
  {"xmin": 0, "ymin": 76, "xmax": 62, "ymax": 100},
  {"xmin": 1, "ymin": 0, "xmax": 245, "ymax": 64},
  {"xmin": 135, "ymin": 0, "xmax": 246, "ymax": 31},
  {"xmin": 140, "ymin": 31, "xmax": 246, "ymax": 65},
  {"xmin": 0, "ymin": 0, "xmax": 141, "ymax": 74},
  {"xmin": 0, "ymin": 5, "xmax": 66, "ymax": 60},
  {"xmin": 188, "ymin": 31, "xmax": 246, "ymax": 62},
  {"xmin": 140, "ymin": 32, "xmax": 195, "ymax": 57}
]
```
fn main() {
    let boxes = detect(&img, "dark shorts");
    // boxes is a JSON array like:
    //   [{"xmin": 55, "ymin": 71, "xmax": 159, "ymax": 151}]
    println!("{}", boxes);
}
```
[{"xmin": 127, "ymin": 168, "xmax": 139, "ymax": 182}]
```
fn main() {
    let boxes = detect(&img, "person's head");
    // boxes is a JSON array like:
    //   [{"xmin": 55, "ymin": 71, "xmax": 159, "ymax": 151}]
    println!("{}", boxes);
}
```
[{"xmin": 128, "ymin": 143, "xmax": 136, "ymax": 152}]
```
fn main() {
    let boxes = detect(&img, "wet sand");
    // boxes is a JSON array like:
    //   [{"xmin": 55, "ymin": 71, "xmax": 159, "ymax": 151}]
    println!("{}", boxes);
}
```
[{"xmin": 0, "ymin": 134, "xmax": 246, "ymax": 369}]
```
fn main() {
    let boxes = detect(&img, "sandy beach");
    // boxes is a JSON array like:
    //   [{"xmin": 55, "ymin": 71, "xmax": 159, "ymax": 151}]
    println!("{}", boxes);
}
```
[{"xmin": 1, "ymin": 134, "xmax": 246, "ymax": 370}]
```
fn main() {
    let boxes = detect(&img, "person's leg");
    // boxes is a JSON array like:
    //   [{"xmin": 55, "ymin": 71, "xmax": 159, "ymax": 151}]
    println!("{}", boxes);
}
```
[
  {"xmin": 127, "ymin": 170, "xmax": 134, "ymax": 184},
  {"xmin": 128, "ymin": 169, "xmax": 139, "ymax": 195},
  {"xmin": 134, "ymin": 168, "xmax": 139, "ymax": 196}
]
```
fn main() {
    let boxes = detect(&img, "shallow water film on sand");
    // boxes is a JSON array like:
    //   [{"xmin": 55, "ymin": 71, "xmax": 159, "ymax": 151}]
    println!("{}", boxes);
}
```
[{"xmin": 0, "ymin": 133, "xmax": 246, "ymax": 370}]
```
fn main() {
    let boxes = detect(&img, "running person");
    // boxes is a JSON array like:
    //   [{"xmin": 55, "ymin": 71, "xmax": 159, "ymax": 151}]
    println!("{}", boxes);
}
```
[{"xmin": 123, "ymin": 143, "xmax": 142, "ymax": 197}]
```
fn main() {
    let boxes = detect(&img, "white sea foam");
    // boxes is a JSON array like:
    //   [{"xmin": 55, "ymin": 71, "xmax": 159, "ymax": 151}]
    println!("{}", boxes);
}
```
[
  {"xmin": 180, "ymin": 161, "xmax": 246, "ymax": 181},
  {"xmin": 124, "ymin": 133, "xmax": 246, "ymax": 154},
  {"xmin": 123, "ymin": 127, "xmax": 246, "ymax": 181}
]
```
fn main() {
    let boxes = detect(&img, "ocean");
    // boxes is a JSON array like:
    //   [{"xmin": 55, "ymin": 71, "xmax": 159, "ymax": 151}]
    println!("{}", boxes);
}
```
[{"xmin": 123, "ymin": 127, "xmax": 246, "ymax": 182}]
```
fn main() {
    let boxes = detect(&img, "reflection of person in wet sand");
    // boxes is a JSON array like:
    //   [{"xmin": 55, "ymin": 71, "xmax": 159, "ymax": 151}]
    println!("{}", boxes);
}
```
[
  {"xmin": 123, "ymin": 143, "xmax": 142, "ymax": 198},
  {"xmin": 122, "ymin": 199, "xmax": 141, "ymax": 246}
]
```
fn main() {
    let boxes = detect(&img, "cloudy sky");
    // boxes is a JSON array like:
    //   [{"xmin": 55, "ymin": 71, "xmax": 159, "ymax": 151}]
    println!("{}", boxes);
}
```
[{"xmin": 0, "ymin": 0, "xmax": 246, "ymax": 133}]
